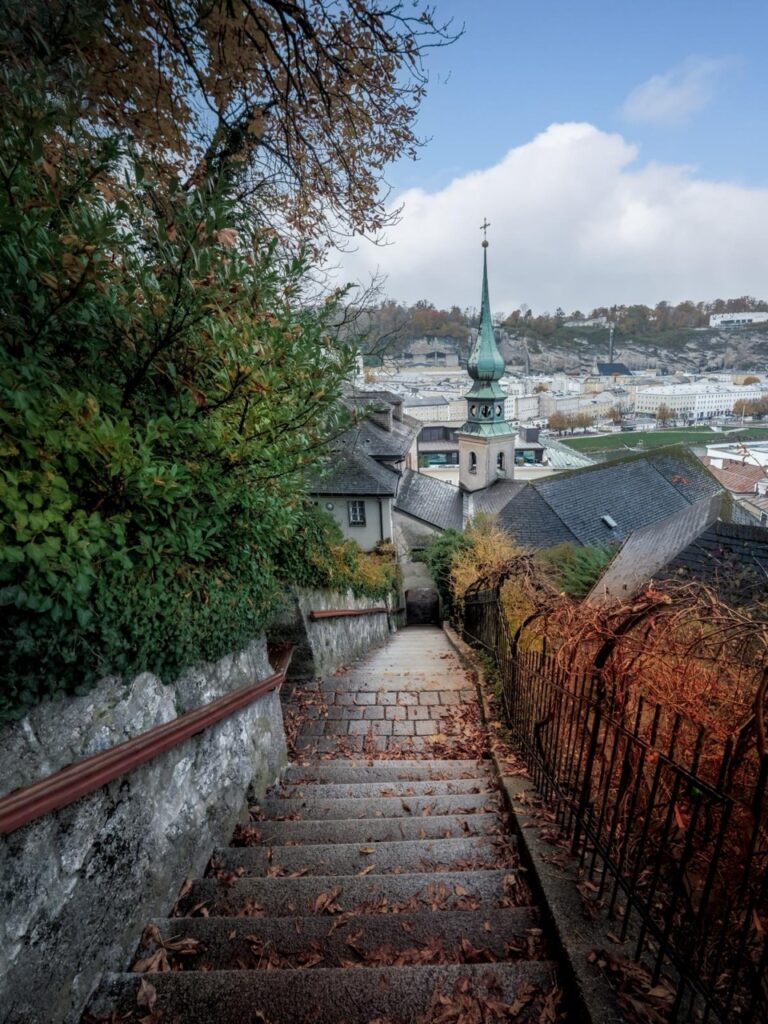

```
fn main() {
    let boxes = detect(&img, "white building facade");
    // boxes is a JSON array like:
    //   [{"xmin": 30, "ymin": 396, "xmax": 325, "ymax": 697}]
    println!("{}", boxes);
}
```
[
  {"xmin": 634, "ymin": 383, "xmax": 767, "ymax": 420},
  {"xmin": 709, "ymin": 312, "xmax": 768, "ymax": 329}
]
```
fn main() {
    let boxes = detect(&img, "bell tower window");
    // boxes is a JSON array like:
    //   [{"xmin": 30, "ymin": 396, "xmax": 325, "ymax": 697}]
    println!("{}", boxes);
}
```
[
  {"xmin": 469, "ymin": 451, "xmax": 477, "ymax": 474},
  {"xmin": 497, "ymin": 452, "xmax": 505, "ymax": 471}
]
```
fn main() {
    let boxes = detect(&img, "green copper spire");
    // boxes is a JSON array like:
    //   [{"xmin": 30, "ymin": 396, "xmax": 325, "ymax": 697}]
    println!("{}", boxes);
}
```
[
  {"xmin": 468, "ymin": 233, "xmax": 505, "ymax": 383},
  {"xmin": 460, "ymin": 224, "xmax": 510, "ymax": 437}
]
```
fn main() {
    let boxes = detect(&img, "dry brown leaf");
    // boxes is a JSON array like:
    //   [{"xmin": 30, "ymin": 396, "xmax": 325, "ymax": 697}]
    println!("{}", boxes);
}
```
[
  {"xmin": 136, "ymin": 978, "xmax": 157, "ymax": 1011},
  {"xmin": 215, "ymin": 228, "xmax": 238, "ymax": 248},
  {"xmin": 313, "ymin": 886, "xmax": 343, "ymax": 914}
]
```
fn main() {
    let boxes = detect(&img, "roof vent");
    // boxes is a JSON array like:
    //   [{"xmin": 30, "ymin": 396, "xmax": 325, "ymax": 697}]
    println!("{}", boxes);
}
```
[{"xmin": 601, "ymin": 514, "xmax": 618, "ymax": 529}]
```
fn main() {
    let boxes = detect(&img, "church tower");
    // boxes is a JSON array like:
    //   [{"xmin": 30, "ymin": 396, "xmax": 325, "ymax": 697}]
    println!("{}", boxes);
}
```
[{"xmin": 458, "ymin": 225, "xmax": 515, "ymax": 492}]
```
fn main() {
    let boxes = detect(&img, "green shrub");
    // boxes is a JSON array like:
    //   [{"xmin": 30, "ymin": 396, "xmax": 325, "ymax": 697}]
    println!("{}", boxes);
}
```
[
  {"xmin": 0, "ymin": 66, "xmax": 358, "ymax": 720},
  {"xmin": 537, "ymin": 542, "xmax": 616, "ymax": 598},
  {"xmin": 423, "ymin": 529, "xmax": 474, "ymax": 614}
]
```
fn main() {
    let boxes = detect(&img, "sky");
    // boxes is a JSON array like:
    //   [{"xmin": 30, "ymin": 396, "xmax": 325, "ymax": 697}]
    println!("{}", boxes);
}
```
[{"xmin": 339, "ymin": 0, "xmax": 768, "ymax": 315}]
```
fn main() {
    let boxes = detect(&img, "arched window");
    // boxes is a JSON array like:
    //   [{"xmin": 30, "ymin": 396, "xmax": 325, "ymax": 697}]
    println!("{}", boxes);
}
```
[
  {"xmin": 497, "ymin": 452, "xmax": 505, "ymax": 471},
  {"xmin": 469, "ymin": 451, "xmax": 477, "ymax": 474}
]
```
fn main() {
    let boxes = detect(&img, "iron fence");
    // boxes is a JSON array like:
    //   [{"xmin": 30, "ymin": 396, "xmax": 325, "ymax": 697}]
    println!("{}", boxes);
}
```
[{"xmin": 462, "ymin": 588, "xmax": 768, "ymax": 1023}]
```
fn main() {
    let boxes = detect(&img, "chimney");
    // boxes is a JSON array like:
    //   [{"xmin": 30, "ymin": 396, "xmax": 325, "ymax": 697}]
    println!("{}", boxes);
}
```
[{"xmin": 369, "ymin": 405, "xmax": 393, "ymax": 432}]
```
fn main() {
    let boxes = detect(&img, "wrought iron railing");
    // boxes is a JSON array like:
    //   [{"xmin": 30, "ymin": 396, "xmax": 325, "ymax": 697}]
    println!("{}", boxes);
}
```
[{"xmin": 461, "ymin": 588, "xmax": 768, "ymax": 1024}]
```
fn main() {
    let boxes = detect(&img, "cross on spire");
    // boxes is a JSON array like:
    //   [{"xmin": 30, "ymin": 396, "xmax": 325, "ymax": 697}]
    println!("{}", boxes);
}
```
[{"xmin": 480, "ymin": 218, "xmax": 491, "ymax": 247}]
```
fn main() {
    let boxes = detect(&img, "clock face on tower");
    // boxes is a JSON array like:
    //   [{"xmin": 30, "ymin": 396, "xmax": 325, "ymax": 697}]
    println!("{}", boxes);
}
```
[{"xmin": 481, "ymin": 404, "xmax": 492, "ymax": 418}]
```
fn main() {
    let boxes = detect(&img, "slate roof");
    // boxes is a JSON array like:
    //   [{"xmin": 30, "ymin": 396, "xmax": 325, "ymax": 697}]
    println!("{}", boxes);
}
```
[
  {"xmin": 345, "ymin": 388, "xmax": 404, "ymax": 408},
  {"xmin": 496, "ymin": 446, "xmax": 724, "ymax": 549},
  {"xmin": 588, "ymin": 493, "xmax": 765, "ymax": 607},
  {"xmin": 541, "ymin": 439, "xmax": 594, "ymax": 470},
  {"xmin": 497, "ymin": 487, "xmax": 578, "ymax": 548},
  {"xmin": 666, "ymin": 520, "xmax": 768, "ymax": 602},
  {"xmin": 311, "ymin": 448, "xmax": 398, "ymax": 496},
  {"xmin": 404, "ymin": 396, "xmax": 450, "ymax": 407},
  {"xmin": 394, "ymin": 470, "xmax": 464, "ymax": 531},
  {"xmin": 391, "ymin": 446, "xmax": 728, "ymax": 553},
  {"xmin": 341, "ymin": 415, "xmax": 418, "ymax": 462},
  {"xmin": 473, "ymin": 480, "xmax": 526, "ymax": 516}
]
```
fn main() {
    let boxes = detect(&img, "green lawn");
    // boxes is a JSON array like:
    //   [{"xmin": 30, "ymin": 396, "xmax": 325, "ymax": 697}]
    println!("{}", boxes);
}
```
[{"xmin": 561, "ymin": 426, "xmax": 768, "ymax": 453}]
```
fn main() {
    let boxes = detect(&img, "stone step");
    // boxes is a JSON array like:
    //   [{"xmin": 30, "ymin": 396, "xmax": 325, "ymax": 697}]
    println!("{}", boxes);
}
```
[
  {"xmin": 282, "ymin": 758, "xmax": 489, "ymax": 785},
  {"xmin": 88, "ymin": 962, "xmax": 559, "ymax": 1024},
  {"xmin": 172, "ymin": 869, "xmax": 526, "ymax": 918},
  {"xmin": 254, "ymin": 791, "xmax": 501, "ymax": 822},
  {"xmin": 139, "ymin": 907, "xmax": 544, "ymax": 971},
  {"xmin": 274, "ymin": 777, "xmax": 492, "ymax": 801},
  {"xmin": 321, "ymin": 675, "xmax": 472, "ymax": 694},
  {"xmin": 209, "ymin": 835, "xmax": 516, "ymax": 877},
  {"xmin": 234, "ymin": 812, "xmax": 502, "ymax": 847}
]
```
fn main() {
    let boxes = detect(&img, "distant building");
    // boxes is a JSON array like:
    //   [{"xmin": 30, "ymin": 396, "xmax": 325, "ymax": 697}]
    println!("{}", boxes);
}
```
[
  {"xmin": 403, "ymin": 394, "xmax": 467, "ymax": 420},
  {"xmin": 634, "ymin": 382, "xmax": 766, "ymax": 420},
  {"xmin": 417, "ymin": 424, "xmax": 460, "ymax": 467},
  {"xmin": 709, "ymin": 312, "xmax": 768, "ymax": 328},
  {"xmin": 594, "ymin": 362, "xmax": 632, "ymax": 377},
  {"xmin": 399, "ymin": 338, "xmax": 460, "ymax": 368},
  {"xmin": 563, "ymin": 316, "xmax": 609, "ymax": 328},
  {"xmin": 701, "ymin": 441, "xmax": 768, "ymax": 522},
  {"xmin": 311, "ymin": 392, "xmax": 419, "ymax": 550}
]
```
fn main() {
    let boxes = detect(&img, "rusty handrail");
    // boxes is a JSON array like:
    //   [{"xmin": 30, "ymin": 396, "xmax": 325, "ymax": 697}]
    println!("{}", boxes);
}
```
[
  {"xmin": 0, "ymin": 646, "xmax": 293, "ymax": 837},
  {"xmin": 309, "ymin": 607, "xmax": 387, "ymax": 620}
]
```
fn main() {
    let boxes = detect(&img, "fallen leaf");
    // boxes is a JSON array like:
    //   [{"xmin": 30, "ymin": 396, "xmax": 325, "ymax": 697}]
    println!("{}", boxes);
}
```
[
  {"xmin": 136, "ymin": 979, "xmax": 156, "ymax": 1011},
  {"xmin": 313, "ymin": 886, "xmax": 343, "ymax": 914}
]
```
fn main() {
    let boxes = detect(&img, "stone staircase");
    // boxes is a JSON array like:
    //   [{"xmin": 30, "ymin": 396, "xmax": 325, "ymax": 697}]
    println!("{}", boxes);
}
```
[{"xmin": 84, "ymin": 758, "xmax": 563, "ymax": 1023}]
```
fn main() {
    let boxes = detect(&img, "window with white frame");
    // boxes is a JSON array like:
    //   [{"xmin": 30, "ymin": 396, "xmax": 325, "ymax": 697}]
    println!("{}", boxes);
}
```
[{"xmin": 348, "ymin": 500, "xmax": 366, "ymax": 526}]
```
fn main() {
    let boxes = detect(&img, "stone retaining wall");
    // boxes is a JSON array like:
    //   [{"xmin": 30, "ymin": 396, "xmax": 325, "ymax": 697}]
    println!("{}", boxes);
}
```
[
  {"xmin": 0, "ymin": 638, "xmax": 286, "ymax": 1024},
  {"xmin": 272, "ymin": 587, "xmax": 393, "ymax": 678}
]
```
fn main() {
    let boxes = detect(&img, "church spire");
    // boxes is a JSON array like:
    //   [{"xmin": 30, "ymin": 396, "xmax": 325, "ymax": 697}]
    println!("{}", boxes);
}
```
[
  {"xmin": 457, "ymin": 221, "xmax": 516, "ymax": 493},
  {"xmin": 468, "ymin": 225, "xmax": 505, "ymax": 383}
]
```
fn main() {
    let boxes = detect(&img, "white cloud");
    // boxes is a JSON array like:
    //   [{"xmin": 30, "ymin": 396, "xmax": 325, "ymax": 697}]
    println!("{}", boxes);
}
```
[
  {"xmin": 621, "ymin": 56, "xmax": 733, "ymax": 125},
  {"xmin": 337, "ymin": 122, "xmax": 768, "ymax": 314}
]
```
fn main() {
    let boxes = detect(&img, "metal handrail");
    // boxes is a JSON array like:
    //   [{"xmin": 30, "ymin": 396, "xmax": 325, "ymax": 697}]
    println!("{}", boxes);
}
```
[
  {"xmin": 309, "ymin": 607, "xmax": 387, "ymax": 620},
  {"xmin": 0, "ymin": 645, "xmax": 293, "ymax": 837}
]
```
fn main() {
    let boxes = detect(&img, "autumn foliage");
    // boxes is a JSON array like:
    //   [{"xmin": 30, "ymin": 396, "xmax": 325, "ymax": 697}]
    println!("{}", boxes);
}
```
[{"xmin": 4, "ymin": 0, "xmax": 457, "ymax": 245}]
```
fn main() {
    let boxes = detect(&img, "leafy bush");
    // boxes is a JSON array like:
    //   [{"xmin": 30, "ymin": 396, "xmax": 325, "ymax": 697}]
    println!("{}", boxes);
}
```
[
  {"xmin": 0, "ymin": 67, "xmax": 359, "ymax": 719},
  {"xmin": 423, "ymin": 529, "xmax": 474, "ymax": 614},
  {"xmin": 537, "ymin": 542, "xmax": 616, "ymax": 598}
]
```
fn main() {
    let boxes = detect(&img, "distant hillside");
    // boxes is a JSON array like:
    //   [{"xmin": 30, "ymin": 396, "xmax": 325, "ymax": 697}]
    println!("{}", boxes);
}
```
[
  {"xmin": 502, "ymin": 323, "xmax": 768, "ymax": 373},
  {"xmin": 353, "ymin": 297, "xmax": 768, "ymax": 373}
]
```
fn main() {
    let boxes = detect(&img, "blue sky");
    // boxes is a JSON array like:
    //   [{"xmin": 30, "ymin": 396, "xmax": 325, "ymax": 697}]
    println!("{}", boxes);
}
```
[
  {"xmin": 392, "ymin": 0, "xmax": 766, "ymax": 193},
  {"xmin": 341, "ymin": 0, "xmax": 768, "ymax": 312}
]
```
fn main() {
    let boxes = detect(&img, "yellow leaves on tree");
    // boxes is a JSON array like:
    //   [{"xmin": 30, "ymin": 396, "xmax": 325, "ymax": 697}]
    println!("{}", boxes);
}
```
[{"xmin": 450, "ymin": 515, "xmax": 523, "ymax": 602}]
